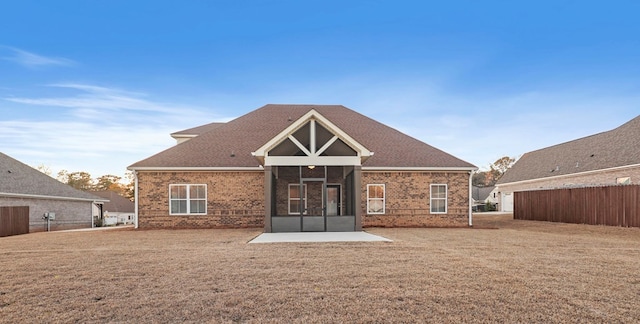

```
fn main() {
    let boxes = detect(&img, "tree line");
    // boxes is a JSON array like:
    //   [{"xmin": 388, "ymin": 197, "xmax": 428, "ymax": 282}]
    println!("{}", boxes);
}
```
[
  {"xmin": 472, "ymin": 156, "xmax": 516, "ymax": 187},
  {"xmin": 35, "ymin": 165, "xmax": 134, "ymax": 200}
]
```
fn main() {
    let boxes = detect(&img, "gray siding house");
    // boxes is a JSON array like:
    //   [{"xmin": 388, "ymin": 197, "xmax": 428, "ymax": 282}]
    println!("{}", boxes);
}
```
[
  {"xmin": 0, "ymin": 152, "xmax": 108, "ymax": 232},
  {"xmin": 496, "ymin": 115, "xmax": 640, "ymax": 211}
]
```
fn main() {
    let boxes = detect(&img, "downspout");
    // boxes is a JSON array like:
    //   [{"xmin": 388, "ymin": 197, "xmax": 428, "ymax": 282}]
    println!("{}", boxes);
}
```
[
  {"xmin": 134, "ymin": 171, "xmax": 139, "ymax": 229},
  {"xmin": 468, "ymin": 170, "xmax": 473, "ymax": 227},
  {"xmin": 92, "ymin": 203, "xmax": 95, "ymax": 228}
]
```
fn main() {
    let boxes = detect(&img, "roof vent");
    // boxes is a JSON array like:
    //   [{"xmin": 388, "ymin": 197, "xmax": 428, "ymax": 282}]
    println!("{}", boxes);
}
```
[{"xmin": 590, "ymin": 154, "xmax": 595, "ymax": 157}]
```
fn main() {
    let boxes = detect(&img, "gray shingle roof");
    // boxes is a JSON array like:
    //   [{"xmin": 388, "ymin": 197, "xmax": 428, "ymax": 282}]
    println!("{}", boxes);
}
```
[
  {"xmin": 0, "ymin": 152, "xmax": 107, "ymax": 201},
  {"xmin": 497, "ymin": 115, "xmax": 640, "ymax": 184},
  {"xmin": 170, "ymin": 122, "xmax": 225, "ymax": 136},
  {"xmin": 130, "ymin": 104, "xmax": 476, "ymax": 169},
  {"xmin": 91, "ymin": 191, "xmax": 134, "ymax": 212},
  {"xmin": 472, "ymin": 186, "xmax": 495, "ymax": 201}
]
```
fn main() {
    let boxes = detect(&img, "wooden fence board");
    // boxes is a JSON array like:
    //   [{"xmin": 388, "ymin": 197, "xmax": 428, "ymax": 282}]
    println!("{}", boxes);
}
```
[
  {"xmin": 514, "ymin": 185, "xmax": 640, "ymax": 228},
  {"xmin": 0, "ymin": 206, "xmax": 30, "ymax": 237}
]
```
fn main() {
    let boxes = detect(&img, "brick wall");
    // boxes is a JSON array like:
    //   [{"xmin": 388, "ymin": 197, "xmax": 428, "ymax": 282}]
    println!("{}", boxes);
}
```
[
  {"xmin": 361, "ymin": 171, "xmax": 470, "ymax": 227},
  {"xmin": 136, "ymin": 171, "xmax": 265, "ymax": 229},
  {"xmin": 137, "ymin": 169, "xmax": 472, "ymax": 229}
]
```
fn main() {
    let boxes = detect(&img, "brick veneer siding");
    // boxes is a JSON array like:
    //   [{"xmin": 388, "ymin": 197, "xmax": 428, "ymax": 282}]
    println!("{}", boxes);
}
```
[
  {"xmin": 0, "ymin": 197, "xmax": 93, "ymax": 232},
  {"xmin": 361, "ymin": 171, "xmax": 470, "ymax": 227},
  {"xmin": 136, "ymin": 171, "xmax": 265, "ymax": 229},
  {"xmin": 137, "ymin": 169, "xmax": 472, "ymax": 229}
]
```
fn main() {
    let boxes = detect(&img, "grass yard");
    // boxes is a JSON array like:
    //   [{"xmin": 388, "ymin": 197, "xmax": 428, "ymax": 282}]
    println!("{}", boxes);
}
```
[{"xmin": 1, "ymin": 214, "xmax": 640, "ymax": 323}]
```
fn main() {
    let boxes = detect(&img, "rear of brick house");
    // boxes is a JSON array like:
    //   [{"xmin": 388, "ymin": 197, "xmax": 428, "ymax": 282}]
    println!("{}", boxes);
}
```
[{"xmin": 129, "ymin": 104, "xmax": 477, "ymax": 232}]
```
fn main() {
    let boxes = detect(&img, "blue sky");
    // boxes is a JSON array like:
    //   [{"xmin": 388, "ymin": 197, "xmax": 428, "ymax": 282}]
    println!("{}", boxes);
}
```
[{"xmin": 2, "ymin": 1, "xmax": 640, "ymax": 179}]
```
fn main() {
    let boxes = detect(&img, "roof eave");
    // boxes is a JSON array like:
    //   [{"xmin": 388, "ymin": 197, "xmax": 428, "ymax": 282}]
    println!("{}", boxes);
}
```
[
  {"xmin": 497, "ymin": 163, "xmax": 640, "ymax": 187},
  {"xmin": 362, "ymin": 166, "xmax": 478, "ymax": 172},
  {"xmin": 128, "ymin": 166, "xmax": 265, "ymax": 172},
  {"xmin": 0, "ymin": 192, "xmax": 109, "ymax": 203}
]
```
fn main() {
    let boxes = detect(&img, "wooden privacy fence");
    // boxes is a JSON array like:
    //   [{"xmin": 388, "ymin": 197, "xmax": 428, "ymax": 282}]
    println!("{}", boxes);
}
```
[
  {"xmin": 0, "ymin": 206, "xmax": 30, "ymax": 237},
  {"xmin": 515, "ymin": 185, "xmax": 640, "ymax": 227}
]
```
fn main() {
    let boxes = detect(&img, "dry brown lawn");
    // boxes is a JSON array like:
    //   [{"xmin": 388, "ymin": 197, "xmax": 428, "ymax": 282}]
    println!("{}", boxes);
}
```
[{"xmin": 2, "ymin": 214, "xmax": 640, "ymax": 323}]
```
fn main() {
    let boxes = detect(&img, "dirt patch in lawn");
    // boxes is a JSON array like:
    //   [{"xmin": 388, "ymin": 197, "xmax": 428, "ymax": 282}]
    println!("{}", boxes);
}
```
[{"xmin": 1, "ymin": 216, "xmax": 640, "ymax": 323}]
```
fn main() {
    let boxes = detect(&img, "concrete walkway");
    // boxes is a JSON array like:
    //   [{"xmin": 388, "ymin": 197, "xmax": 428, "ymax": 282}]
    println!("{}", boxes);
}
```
[{"xmin": 249, "ymin": 231, "xmax": 392, "ymax": 243}]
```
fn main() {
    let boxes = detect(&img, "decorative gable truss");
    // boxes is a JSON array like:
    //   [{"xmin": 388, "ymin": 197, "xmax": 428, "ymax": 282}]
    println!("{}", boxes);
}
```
[{"xmin": 252, "ymin": 109, "xmax": 373, "ymax": 166}]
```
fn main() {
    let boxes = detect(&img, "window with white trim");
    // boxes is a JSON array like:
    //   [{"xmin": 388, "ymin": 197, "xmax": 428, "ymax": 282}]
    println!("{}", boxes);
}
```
[
  {"xmin": 288, "ymin": 184, "xmax": 307, "ymax": 214},
  {"xmin": 430, "ymin": 184, "xmax": 447, "ymax": 214},
  {"xmin": 169, "ymin": 184, "xmax": 207, "ymax": 215},
  {"xmin": 367, "ymin": 184, "xmax": 385, "ymax": 214}
]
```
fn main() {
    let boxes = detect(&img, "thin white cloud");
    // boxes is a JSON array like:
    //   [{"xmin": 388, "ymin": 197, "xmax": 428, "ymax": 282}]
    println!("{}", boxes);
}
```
[
  {"xmin": 1, "ymin": 83, "xmax": 233, "ymax": 179},
  {"xmin": 4, "ymin": 83, "xmax": 207, "ymax": 116},
  {"xmin": 0, "ymin": 46, "xmax": 75, "ymax": 68}
]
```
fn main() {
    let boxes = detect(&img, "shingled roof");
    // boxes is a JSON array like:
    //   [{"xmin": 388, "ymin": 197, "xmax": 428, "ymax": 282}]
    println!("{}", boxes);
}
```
[
  {"xmin": 170, "ymin": 121, "xmax": 225, "ymax": 137},
  {"xmin": 497, "ymin": 115, "xmax": 640, "ymax": 184},
  {"xmin": 129, "ymin": 104, "xmax": 476, "ymax": 170},
  {"xmin": 0, "ymin": 152, "xmax": 107, "ymax": 202},
  {"xmin": 91, "ymin": 191, "xmax": 134, "ymax": 212}
]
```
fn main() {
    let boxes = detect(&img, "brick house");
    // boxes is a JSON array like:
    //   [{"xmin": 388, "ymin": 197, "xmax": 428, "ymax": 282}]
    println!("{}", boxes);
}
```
[
  {"xmin": 128, "ymin": 104, "xmax": 477, "ymax": 232},
  {"xmin": 496, "ymin": 115, "xmax": 640, "ymax": 212}
]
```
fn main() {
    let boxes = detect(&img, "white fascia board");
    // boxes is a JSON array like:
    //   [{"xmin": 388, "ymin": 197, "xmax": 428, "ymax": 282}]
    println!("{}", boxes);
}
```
[
  {"xmin": 497, "ymin": 163, "xmax": 640, "ymax": 187},
  {"xmin": 362, "ymin": 166, "xmax": 478, "ymax": 172},
  {"xmin": 170, "ymin": 134, "xmax": 198, "ymax": 139},
  {"xmin": 312, "ymin": 112, "xmax": 371, "ymax": 156},
  {"xmin": 265, "ymin": 156, "xmax": 362, "ymax": 166},
  {"xmin": 253, "ymin": 110, "xmax": 319, "ymax": 157},
  {"xmin": 252, "ymin": 109, "xmax": 371, "ymax": 158},
  {"xmin": 0, "ymin": 192, "xmax": 109, "ymax": 203},
  {"xmin": 128, "ymin": 166, "xmax": 264, "ymax": 172}
]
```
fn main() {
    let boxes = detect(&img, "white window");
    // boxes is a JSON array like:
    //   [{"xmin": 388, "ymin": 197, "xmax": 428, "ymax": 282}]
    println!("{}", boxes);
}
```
[
  {"xmin": 169, "ymin": 184, "xmax": 207, "ymax": 215},
  {"xmin": 367, "ymin": 184, "xmax": 385, "ymax": 214},
  {"xmin": 430, "ymin": 184, "xmax": 447, "ymax": 214},
  {"xmin": 288, "ymin": 184, "xmax": 307, "ymax": 214}
]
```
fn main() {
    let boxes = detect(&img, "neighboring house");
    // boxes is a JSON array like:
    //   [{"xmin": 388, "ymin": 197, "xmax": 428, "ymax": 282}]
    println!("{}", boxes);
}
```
[
  {"xmin": 0, "ymin": 152, "xmax": 108, "ymax": 232},
  {"xmin": 91, "ymin": 191, "xmax": 135, "ymax": 225},
  {"xmin": 129, "ymin": 104, "xmax": 477, "ymax": 232},
  {"xmin": 472, "ymin": 186, "xmax": 498, "ymax": 211},
  {"xmin": 496, "ymin": 115, "xmax": 640, "ymax": 212}
]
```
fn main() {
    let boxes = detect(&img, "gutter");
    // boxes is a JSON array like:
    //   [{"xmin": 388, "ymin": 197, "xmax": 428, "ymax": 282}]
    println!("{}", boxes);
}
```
[
  {"xmin": 128, "ymin": 166, "xmax": 264, "ymax": 172},
  {"xmin": 362, "ymin": 166, "xmax": 478, "ymax": 172},
  {"xmin": 468, "ymin": 170, "xmax": 473, "ymax": 227},
  {"xmin": 0, "ymin": 192, "xmax": 109, "ymax": 203},
  {"xmin": 134, "ymin": 171, "xmax": 139, "ymax": 229}
]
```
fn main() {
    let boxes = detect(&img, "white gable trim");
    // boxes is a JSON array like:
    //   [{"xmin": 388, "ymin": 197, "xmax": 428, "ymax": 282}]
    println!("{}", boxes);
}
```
[{"xmin": 252, "ymin": 109, "xmax": 372, "ymax": 166}]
